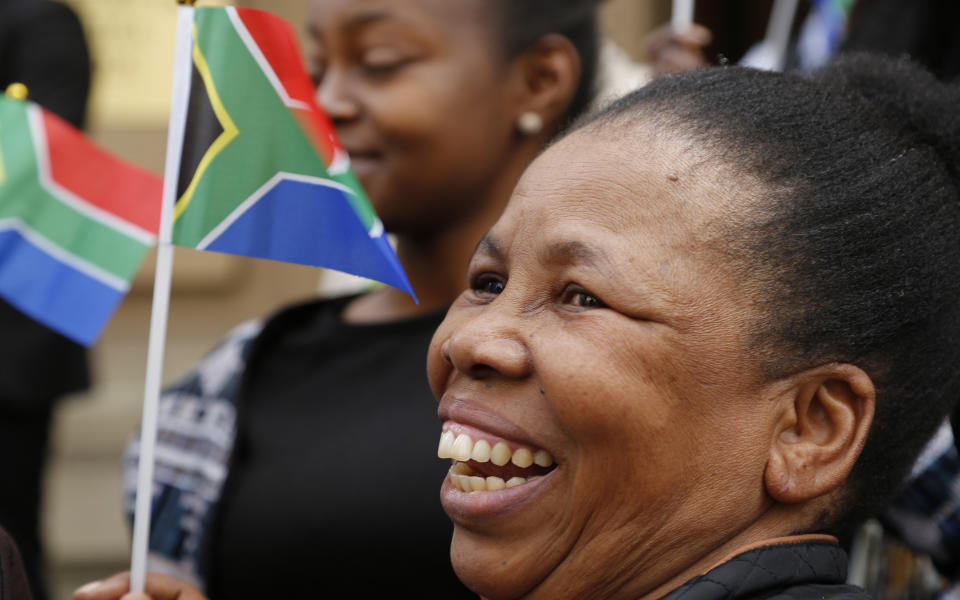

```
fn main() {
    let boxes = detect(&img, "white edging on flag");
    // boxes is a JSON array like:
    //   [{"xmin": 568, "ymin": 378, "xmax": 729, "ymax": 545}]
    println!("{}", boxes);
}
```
[
  {"xmin": 327, "ymin": 147, "xmax": 350, "ymax": 176},
  {"xmin": 226, "ymin": 7, "xmax": 311, "ymax": 111},
  {"xmin": 196, "ymin": 171, "xmax": 356, "ymax": 250},
  {"xmin": 27, "ymin": 106, "xmax": 157, "ymax": 246},
  {"xmin": 0, "ymin": 217, "xmax": 130, "ymax": 292}
]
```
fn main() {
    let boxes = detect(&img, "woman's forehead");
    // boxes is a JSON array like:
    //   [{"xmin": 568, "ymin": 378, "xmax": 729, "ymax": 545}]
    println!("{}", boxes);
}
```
[
  {"xmin": 514, "ymin": 125, "xmax": 761, "ymax": 236},
  {"xmin": 508, "ymin": 130, "xmax": 700, "ymax": 230},
  {"xmin": 309, "ymin": 0, "xmax": 490, "ymax": 38}
]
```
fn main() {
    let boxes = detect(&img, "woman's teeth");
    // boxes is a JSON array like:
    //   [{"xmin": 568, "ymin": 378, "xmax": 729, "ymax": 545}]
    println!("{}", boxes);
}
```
[
  {"xmin": 437, "ymin": 431, "xmax": 554, "ymax": 467},
  {"xmin": 447, "ymin": 461, "xmax": 535, "ymax": 492},
  {"xmin": 438, "ymin": 431, "xmax": 555, "ymax": 492}
]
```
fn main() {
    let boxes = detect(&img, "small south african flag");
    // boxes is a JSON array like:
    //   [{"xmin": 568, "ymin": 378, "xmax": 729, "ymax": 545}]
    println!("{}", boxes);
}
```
[
  {"xmin": 169, "ymin": 6, "xmax": 414, "ymax": 299},
  {"xmin": 0, "ymin": 92, "xmax": 161, "ymax": 346}
]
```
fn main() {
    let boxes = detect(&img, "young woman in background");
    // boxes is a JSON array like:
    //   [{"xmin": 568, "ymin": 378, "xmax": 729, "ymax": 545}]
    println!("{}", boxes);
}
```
[{"xmin": 119, "ymin": 1, "xmax": 600, "ymax": 598}]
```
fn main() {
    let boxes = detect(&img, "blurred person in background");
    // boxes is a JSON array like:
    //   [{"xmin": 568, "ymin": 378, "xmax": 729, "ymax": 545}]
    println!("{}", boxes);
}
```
[
  {"xmin": 645, "ymin": 0, "xmax": 960, "ymax": 79},
  {"xmin": 0, "ymin": 524, "xmax": 33, "ymax": 600},
  {"xmin": 120, "ymin": 1, "xmax": 600, "ymax": 598},
  {"xmin": 0, "ymin": 2, "xmax": 91, "ymax": 599}
]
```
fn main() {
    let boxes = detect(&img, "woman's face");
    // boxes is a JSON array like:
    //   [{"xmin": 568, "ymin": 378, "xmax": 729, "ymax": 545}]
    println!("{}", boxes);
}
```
[
  {"xmin": 427, "ymin": 125, "xmax": 787, "ymax": 599},
  {"xmin": 308, "ymin": 0, "xmax": 519, "ymax": 233}
]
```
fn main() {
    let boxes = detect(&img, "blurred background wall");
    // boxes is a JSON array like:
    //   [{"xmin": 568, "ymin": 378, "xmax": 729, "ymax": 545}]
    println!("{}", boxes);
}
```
[{"xmin": 44, "ymin": 0, "xmax": 667, "ymax": 596}]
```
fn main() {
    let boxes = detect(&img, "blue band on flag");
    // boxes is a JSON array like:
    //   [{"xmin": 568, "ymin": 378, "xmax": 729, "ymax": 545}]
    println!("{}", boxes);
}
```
[
  {"xmin": 204, "ymin": 179, "xmax": 415, "ymax": 298},
  {"xmin": 0, "ymin": 229, "xmax": 124, "ymax": 345}
]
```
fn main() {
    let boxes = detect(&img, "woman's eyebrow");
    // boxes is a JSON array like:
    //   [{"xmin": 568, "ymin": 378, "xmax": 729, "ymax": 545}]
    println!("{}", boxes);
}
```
[
  {"xmin": 473, "ymin": 235, "xmax": 504, "ymax": 262},
  {"xmin": 343, "ymin": 12, "xmax": 393, "ymax": 31},
  {"xmin": 306, "ymin": 11, "xmax": 395, "ymax": 39},
  {"xmin": 541, "ymin": 240, "xmax": 612, "ymax": 269}
]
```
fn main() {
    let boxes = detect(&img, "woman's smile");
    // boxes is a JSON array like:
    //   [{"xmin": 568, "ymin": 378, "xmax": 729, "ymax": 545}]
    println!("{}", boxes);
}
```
[
  {"xmin": 341, "ymin": 148, "xmax": 383, "ymax": 181},
  {"xmin": 437, "ymin": 407, "xmax": 560, "ymax": 520}
]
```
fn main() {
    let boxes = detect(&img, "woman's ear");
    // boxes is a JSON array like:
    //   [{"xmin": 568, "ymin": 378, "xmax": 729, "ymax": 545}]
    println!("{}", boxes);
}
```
[
  {"xmin": 510, "ymin": 33, "xmax": 581, "ymax": 135},
  {"xmin": 764, "ymin": 364, "xmax": 875, "ymax": 504}
]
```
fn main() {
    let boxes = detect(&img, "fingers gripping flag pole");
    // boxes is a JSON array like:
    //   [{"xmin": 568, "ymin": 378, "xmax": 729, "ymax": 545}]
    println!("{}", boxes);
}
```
[{"xmin": 129, "ymin": 2, "xmax": 194, "ymax": 593}]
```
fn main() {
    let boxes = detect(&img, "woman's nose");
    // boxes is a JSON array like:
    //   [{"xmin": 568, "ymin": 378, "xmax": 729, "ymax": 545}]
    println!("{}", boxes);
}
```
[
  {"xmin": 443, "ymin": 308, "xmax": 533, "ymax": 381},
  {"xmin": 316, "ymin": 68, "xmax": 359, "ymax": 122}
]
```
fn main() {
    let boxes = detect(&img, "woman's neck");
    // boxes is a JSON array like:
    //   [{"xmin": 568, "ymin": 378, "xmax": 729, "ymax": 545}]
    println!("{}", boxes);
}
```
[{"xmin": 339, "ymin": 235, "xmax": 467, "ymax": 324}]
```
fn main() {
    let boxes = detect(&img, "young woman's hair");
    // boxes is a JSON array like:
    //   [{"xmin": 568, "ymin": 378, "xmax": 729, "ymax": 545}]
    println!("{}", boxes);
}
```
[
  {"xmin": 583, "ymin": 54, "xmax": 960, "ymax": 534},
  {"xmin": 489, "ymin": 0, "xmax": 601, "ymax": 124}
]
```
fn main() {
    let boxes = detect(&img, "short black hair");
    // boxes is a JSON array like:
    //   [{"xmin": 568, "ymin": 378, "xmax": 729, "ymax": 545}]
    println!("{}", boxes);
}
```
[
  {"xmin": 582, "ymin": 55, "xmax": 960, "ymax": 534},
  {"xmin": 488, "ymin": 0, "xmax": 600, "ymax": 124}
]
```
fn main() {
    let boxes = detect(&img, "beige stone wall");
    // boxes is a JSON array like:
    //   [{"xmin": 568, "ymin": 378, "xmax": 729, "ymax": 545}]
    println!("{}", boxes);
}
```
[{"xmin": 602, "ymin": 0, "xmax": 671, "ymax": 60}]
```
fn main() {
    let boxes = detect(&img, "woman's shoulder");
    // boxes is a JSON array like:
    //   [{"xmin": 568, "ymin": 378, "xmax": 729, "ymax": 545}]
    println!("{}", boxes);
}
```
[
  {"xmin": 0, "ymin": 525, "xmax": 32, "ymax": 600},
  {"xmin": 663, "ymin": 538, "xmax": 870, "ymax": 600}
]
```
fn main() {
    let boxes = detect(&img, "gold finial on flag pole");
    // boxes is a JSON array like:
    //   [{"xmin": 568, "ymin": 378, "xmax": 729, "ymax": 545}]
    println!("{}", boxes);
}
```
[
  {"xmin": 4, "ymin": 83, "xmax": 28, "ymax": 100},
  {"xmin": 177, "ymin": 0, "xmax": 196, "ymax": 5}
]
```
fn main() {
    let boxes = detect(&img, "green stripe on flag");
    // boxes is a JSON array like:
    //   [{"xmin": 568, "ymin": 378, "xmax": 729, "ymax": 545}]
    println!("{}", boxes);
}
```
[
  {"xmin": 329, "ymin": 169, "xmax": 378, "ymax": 232},
  {"xmin": 173, "ymin": 7, "xmax": 334, "ymax": 248},
  {"xmin": 0, "ymin": 101, "xmax": 148, "ymax": 280}
]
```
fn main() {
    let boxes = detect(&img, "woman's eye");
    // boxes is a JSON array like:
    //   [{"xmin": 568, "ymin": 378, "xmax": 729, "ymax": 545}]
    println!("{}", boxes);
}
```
[
  {"xmin": 569, "ymin": 289, "xmax": 606, "ymax": 309},
  {"xmin": 361, "ymin": 46, "xmax": 409, "ymax": 73},
  {"xmin": 473, "ymin": 275, "xmax": 505, "ymax": 296}
]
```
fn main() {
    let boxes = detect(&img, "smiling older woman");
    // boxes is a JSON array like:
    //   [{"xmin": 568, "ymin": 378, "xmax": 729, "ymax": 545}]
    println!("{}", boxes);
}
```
[
  {"xmin": 429, "ymin": 55, "xmax": 960, "ymax": 599},
  {"xmin": 76, "ymin": 56, "xmax": 960, "ymax": 600}
]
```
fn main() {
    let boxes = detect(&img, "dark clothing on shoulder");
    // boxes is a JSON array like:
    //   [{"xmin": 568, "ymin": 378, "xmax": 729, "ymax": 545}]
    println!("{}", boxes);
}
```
[
  {"xmin": 0, "ymin": 0, "xmax": 91, "ymax": 405},
  {"xmin": 0, "ymin": 0, "xmax": 91, "ymax": 130},
  {"xmin": 124, "ymin": 295, "xmax": 472, "ymax": 598},
  {"xmin": 206, "ymin": 296, "xmax": 467, "ymax": 597},
  {"xmin": 0, "ymin": 524, "xmax": 33, "ymax": 600},
  {"xmin": 0, "ymin": 4, "xmax": 91, "ymax": 600},
  {"xmin": 0, "ymin": 0, "xmax": 92, "ymax": 404},
  {"xmin": 663, "ymin": 539, "xmax": 869, "ymax": 600}
]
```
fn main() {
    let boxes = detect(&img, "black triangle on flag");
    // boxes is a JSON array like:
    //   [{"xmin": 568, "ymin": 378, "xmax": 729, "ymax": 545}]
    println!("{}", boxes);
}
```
[{"xmin": 175, "ymin": 61, "xmax": 224, "ymax": 209}]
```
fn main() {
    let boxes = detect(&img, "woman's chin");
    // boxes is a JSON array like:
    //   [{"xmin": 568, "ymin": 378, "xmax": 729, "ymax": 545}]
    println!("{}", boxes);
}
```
[
  {"xmin": 449, "ymin": 527, "xmax": 544, "ymax": 600},
  {"xmin": 442, "ymin": 468, "xmax": 566, "ymax": 599}
]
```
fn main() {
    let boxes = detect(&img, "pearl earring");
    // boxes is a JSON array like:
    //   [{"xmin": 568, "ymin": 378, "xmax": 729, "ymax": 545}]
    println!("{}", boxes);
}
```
[{"xmin": 516, "ymin": 111, "xmax": 543, "ymax": 135}]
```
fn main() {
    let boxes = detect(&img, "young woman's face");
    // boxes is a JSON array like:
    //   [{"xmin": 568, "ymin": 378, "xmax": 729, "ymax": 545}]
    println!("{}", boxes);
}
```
[
  {"xmin": 428, "ymin": 125, "xmax": 789, "ymax": 599},
  {"xmin": 308, "ymin": 0, "xmax": 520, "ymax": 234}
]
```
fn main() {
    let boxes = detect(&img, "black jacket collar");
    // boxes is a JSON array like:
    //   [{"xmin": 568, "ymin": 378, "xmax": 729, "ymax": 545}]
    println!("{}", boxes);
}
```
[{"xmin": 661, "ymin": 539, "xmax": 870, "ymax": 600}]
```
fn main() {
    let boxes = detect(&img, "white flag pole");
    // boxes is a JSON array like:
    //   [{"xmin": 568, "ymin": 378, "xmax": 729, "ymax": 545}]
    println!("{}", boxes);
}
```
[
  {"xmin": 129, "ymin": 1, "xmax": 194, "ymax": 593},
  {"xmin": 672, "ymin": 0, "xmax": 695, "ymax": 33},
  {"xmin": 766, "ymin": 0, "xmax": 800, "ymax": 70},
  {"xmin": 739, "ymin": 0, "xmax": 799, "ymax": 71}
]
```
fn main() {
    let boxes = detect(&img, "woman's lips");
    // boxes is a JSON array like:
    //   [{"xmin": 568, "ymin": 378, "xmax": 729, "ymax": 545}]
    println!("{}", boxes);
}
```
[
  {"xmin": 344, "ymin": 150, "xmax": 382, "ymax": 178},
  {"xmin": 440, "ymin": 462, "xmax": 559, "ymax": 522}
]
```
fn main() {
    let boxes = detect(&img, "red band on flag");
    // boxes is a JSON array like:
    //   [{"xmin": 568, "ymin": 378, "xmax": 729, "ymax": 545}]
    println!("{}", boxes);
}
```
[
  {"xmin": 235, "ymin": 7, "xmax": 340, "ymax": 167},
  {"xmin": 43, "ymin": 110, "xmax": 162, "ymax": 234}
]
